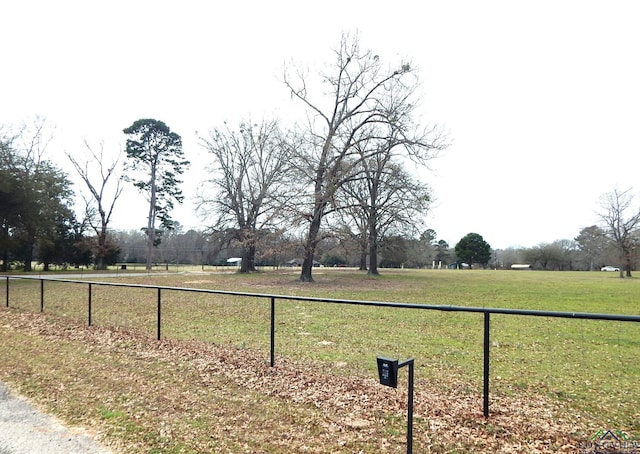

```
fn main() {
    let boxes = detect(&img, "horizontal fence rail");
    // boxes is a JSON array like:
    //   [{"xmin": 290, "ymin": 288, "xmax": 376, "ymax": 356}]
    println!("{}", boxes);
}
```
[{"xmin": 3, "ymin": 275, "xmax": 640, "ymax": 418}]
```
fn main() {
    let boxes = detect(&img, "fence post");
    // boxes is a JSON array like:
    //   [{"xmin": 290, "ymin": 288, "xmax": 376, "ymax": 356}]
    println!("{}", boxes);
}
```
[
  {"xmin": 405, "ymin": 359, "xmax": 415, "ymax": 453},
  {"xmin": 40, "ymin": 279, "xmax": 44, "ymax": 313},
  {"xmin": 483, "ymin": 311, "xmax": 491, "ymax": 417},
  {"xmin": 5, "ymin": 276, "xmax": 8, "ymax": 308},
  {"xmin": 270, "ymin": 296, "xmax": 275, "ymax": 367},
  {"xmin": 157, "ymin": 288, "xmax": 162, "ymax": 341},
  {"xmin": 88, "ymin": 283, "xmax": 92, "ymax": 326}
]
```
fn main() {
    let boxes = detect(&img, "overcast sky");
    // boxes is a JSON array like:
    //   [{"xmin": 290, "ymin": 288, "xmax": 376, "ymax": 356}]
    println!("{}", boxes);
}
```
[{"xmin": 2, "ymin": 1, "xmax": 639, "ymax": 249}]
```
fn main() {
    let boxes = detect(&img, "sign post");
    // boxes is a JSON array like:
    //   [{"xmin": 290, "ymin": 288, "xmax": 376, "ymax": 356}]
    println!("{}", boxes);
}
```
[{"xmin": 377, "ymin": 356, "xmax": 415, "ymax": 454}]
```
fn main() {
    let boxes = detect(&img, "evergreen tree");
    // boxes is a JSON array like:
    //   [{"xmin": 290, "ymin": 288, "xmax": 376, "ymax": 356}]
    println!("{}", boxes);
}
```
[{"xmin": 123, "ymin": 119, "xmax": 189, "ymax": 270}]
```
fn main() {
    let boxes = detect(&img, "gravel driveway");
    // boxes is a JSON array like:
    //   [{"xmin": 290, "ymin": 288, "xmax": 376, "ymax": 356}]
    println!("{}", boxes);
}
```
[{"xmin": 0, "ymin": 382, "xmax": 111, "ymax": 454}]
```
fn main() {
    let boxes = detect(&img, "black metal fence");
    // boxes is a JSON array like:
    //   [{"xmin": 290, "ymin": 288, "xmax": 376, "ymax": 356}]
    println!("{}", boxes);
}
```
[{"xmin": 4, "ymin": 275, "xmax": 640, "ymax": 417}]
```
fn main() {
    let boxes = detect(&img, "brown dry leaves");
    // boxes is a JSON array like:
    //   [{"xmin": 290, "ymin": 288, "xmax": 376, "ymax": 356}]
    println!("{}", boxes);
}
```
[{"xmin": 0, "ymin": 308, "xmax": 590, "ymax": 453}]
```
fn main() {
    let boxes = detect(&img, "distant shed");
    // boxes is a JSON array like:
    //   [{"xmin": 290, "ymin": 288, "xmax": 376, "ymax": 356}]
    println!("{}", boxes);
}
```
[{"xmin": 511, "ymin": 264, "xmax": 532, "ymax": 270}]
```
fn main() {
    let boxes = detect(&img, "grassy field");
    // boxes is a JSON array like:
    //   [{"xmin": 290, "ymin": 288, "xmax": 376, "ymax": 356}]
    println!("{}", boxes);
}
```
[{"xmin": 1, "ymin": 268, "xmax": 639, "ymax": 452}]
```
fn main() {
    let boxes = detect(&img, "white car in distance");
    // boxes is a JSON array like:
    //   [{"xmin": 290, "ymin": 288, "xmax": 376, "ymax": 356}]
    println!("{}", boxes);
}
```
[{"xmin": 600, "ymin": 266, "xmax": 620, "ymax": 272}]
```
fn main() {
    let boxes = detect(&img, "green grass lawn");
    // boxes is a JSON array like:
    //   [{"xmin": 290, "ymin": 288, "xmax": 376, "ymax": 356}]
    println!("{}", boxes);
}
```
[{"xmin": 3, "ymin": 268, "xmax": 640, "ymax": 449}]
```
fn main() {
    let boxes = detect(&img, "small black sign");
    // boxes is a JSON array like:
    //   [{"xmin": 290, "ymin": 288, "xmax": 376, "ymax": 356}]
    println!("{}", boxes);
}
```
[{"xmin": 377, "ymin": 356, "xmax": 399, "ymax": 388}]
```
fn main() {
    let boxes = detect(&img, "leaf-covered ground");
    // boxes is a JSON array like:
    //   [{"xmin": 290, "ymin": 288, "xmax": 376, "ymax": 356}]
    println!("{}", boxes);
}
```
[{"xmin": 0, "ymin": 309, "xmax": 593, "ymax": 452}]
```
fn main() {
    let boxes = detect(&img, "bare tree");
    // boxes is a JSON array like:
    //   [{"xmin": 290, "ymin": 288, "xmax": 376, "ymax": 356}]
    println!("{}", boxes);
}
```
[
  {"xmin": 198, "ymin": 119, "xmax": 292, "ymax": 272},
  {"xmin": 284, "ymin": 32, "xmax": 445, "ymax": 282},
  {"xmin": 337, "ymin": 155, "xmax": 433, "ymax": 275},
  {"xmin": 597, "ymin": 188, "xmax": 640, "ymax": 277},
  {"xmin": 67, "ymin": 140, "xmax": 123, "ymax": 269}
]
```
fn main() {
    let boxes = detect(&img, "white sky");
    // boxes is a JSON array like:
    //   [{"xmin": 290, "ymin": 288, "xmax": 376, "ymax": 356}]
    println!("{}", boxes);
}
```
[{"xmin": 2, "ymin": 0, "xmax": 639, "ymax": 249}]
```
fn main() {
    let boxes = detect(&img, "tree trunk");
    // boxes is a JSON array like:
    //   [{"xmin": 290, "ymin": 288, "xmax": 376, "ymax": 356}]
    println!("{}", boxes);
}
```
[
  {"xmin": 238, "ymin": 227, "xmax": 257, "ymax": 273},
  {"xmin": 146, "ymin": 168, "xmax": 157, "ymax": 271},
  {"xmin": 625, "ymin": 253, "xmax": 633, "ymax": 278},
  {"xmin": 300, "ymin": 254, "xmax": 314, "ymax": 282},
  {"xmin": 23, "ymin": 241, "xmax": 34, "ymax": 272},
  {"xmin": 94, "ymin": 245, "xmax": 106, "ymax": 270},
  {"xmin": 239, "ymin": 244, "xmax": 257, "ymax": 273},
  {"xmin": 248, "ymin": 244, "xmax": 257, "ymax": 271},
  {"xmin": 300, "ymin": 224, "xmax": 320, "ymax": 282},
  {"xmin": 359, "ymin": 252, "xmax": 367, "ymax": 271},
  {"xmin": 240, "ymin": 247, "xmax": 250, "ymax": 273},
  {"xmin": 146, "ymin": 227, "xmax": 154, "ymax": 270},
  {"xmin": 299, "ymin": 202, "xmax": 325, "ymax": 282},
  {"xmin": 94, "ymin": 230, "xmax": 107, "ymax": 270},
  {"xmin": 367, "ymin": 207, "xmax": 379, "ymax": 276},
  {"xmin": 368, "ymin": 241, "xmax": 379, "ymax": 276},
  {"xmin": 619, "ymin": 246, "xmax": 632, "ymax": 278},
  {"xmin": 94, "ymin": 255, "xmax": 105, "ymax": 271},
  {"xmin": 357, "ymin": 233, "xmax": 368, "ymax": 271}
]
